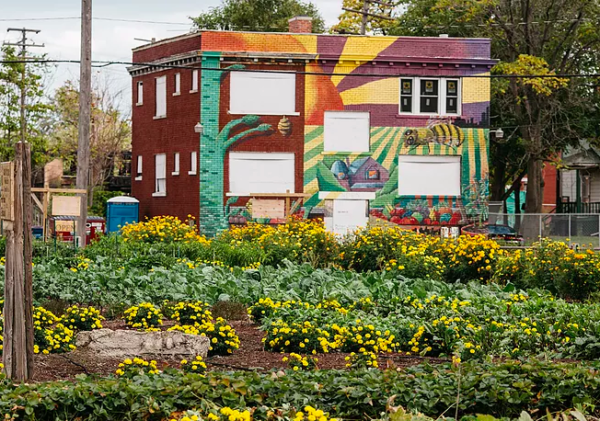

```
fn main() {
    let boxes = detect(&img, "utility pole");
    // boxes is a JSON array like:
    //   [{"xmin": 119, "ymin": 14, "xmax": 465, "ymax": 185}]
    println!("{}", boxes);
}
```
[
  {"xmin": 76, "ymin": 0, "xmax": 92, "ymax": 248},
  {"xmin": 341, "ymin": 0, "xmax": 396, "ymax": 35},
  {"xmin": 3, "ymin": 27, "xmax": 42, "ymax": 382}
]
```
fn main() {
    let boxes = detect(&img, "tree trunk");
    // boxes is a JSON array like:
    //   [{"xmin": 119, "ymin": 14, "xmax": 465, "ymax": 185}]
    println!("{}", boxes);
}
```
[
  {"xmin": 490, "ymin": 158, "xmax": 506, "ymax": 202},
  {"xmin": 523, "ymin": 157, "xmax": 544, "ymax": 239}
]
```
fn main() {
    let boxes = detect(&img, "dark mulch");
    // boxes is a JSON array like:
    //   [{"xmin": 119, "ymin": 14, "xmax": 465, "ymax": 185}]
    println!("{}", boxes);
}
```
[{"xmin": 31, "ymin": 321, "xmax": 446, "ymax": 382}]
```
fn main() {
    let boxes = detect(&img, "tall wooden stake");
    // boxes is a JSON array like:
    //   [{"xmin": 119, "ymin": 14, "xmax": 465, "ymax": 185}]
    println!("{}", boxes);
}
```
[
  {"xmin": 4, "ymin": 144, "xmax": 29, "ymax": 381},
  {"xmin": 76, "ymin": 0, "xmax": 92, "ymax": 248},
  {"xmin": 22, "ymin": 143, "xmax": 34, "ymax": 377}
]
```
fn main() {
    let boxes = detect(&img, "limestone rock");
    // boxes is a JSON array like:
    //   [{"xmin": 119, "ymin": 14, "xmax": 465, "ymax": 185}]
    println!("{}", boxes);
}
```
[{"xmin": 76, "ymin": 329, "xmax": 209, "ymax": 358}]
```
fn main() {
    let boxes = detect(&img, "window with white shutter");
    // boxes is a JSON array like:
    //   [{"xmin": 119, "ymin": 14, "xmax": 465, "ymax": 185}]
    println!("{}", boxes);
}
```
[
  {"xmin": 174, "ymin": 73, "xmax": 181, "ymax": 95},
  {"xmin": 398, "ymin": 155, "xmax": 461, "ymax": 196},
  {"xmin": 324, "ymin": 111, "xmax": 370, "ymax": 152},
  {"xmin": 229, "ymin": 71, "xmax": 297, "ymax": 115},
  {"xmin": 173, "ymin": 152, "xmax": 180, "ymax": 175},
  {"xmin": 154, "ymin": 154, "xmax": 166, "ymax": 196},
  {"xmin": 191, "ymin": 70, "xmax": 199, "ymax": 92},
  {"xmin": 135, "ymin": 155, "xmax": 142, "ymax": 181},
  {"xmin": 136, "ymin": 81, "xmax": 143, "ymax": 105},
  {"xmin": 189, "ymin": 151, "xmax": 197, "ymax": 175},
  {"xmin": 229, "ymin": 152, "xmax": 295, "ymax": 194},
  {"xmin": 155, "ymin": 76, "xmax": 167, "ymax": 118}
]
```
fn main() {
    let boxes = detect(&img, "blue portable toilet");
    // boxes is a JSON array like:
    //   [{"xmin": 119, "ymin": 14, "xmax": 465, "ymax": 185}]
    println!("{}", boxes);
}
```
[{"xmin": 106, "ymin": 196, "xmax": 139, "ymax": 234}]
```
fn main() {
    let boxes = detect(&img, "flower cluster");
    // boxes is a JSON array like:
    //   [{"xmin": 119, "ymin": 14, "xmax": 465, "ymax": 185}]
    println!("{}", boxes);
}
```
[
  {"xmin": 168, "ymin": 301, "xmax": 212, "ymax": 325},
  {"xmin": 121, "ymin": 215, "xmax": 210, "ymax": 244},
  {"xmin": 169, "ymin": 317, "xmax": 240, "ymax": 356},
  {"xmin": 124, "ymin": 303, "xmax": 163, "ymax": 331},
  {"xmin": 282, "ymin": 353, "xmax": 318, "ymax": 371},
  {"xmin": 180, "ymin": 355, "xmax": 207, "ymax": 375},
  {"xmin": 62, "ymin": 305, "xmax": 104, "ymax": 331},
  {"xmin": 34, "ymin": 323, "xmax": 76, "ymax": 354},
  {"xmin": 264, "ymin": 320, "xmax": 336, "ymax": 354},
  {"xmin": 345, "ymin": 351, "xmax": 378, "ymax": 369},
  {"xmin": 294, "ymin": 406, "xmax": 337, "ymax": 421},
  {"xmin": 115, "ymin": 357, "xmax": 160, "ymax": 377}
]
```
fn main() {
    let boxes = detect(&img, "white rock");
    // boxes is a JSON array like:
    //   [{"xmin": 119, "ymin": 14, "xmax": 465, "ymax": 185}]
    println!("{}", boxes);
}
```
[{"xmin": 76, "ymin": 329, "xmax": 210, "ymax": 358}]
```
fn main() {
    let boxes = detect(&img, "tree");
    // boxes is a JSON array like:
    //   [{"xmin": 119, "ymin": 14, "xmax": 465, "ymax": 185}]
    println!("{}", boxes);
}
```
[
  {"xmin": 0, "ymin": 45, "xmax": 52, "ymax": 176},
  {"xmin": 46, "ymin": 78, "xmax": 131, "ymax": 206},
  {"xmin": 389, "ymin": 0, "xmax": 600, "ymax": 236},
  {"xmin": 191, "ymin": 0, "xmax": 325, "ymax": 33},
  {"xmin": 332, "ymin": 0, "xmax": 400, "ymax": 35}
]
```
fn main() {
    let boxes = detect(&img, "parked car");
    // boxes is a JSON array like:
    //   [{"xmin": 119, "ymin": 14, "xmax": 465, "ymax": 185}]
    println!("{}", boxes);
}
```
[{"xmin": 461, "ymin": 223, "xmax": 525, "ymax": 245}]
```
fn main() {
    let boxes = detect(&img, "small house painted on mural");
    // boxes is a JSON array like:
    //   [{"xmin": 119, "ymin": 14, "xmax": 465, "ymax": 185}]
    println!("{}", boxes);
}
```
[{"xmin": 128, "ymin": 17, "xmax": 494, "ymax": 236}]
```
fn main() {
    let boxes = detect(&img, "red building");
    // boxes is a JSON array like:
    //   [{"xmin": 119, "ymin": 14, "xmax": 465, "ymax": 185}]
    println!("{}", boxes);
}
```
[{"xmin": 129, "ymin": 19, "xmax": 493, "ymax": 236}]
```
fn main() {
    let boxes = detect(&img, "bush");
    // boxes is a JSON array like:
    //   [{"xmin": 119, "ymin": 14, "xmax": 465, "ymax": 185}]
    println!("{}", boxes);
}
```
[
  {"xmin": 61, "ymin": 305, "xmax": 104, "ymax": 331},
  {"xmin": 115, "ymin": 357, "xmax": 160, "ymax": 377},
  {"xmin": 180, "ymin": 355, "xmax": 207, "ymax": 375},
  {"xmin": 124, "ymin": 303, "xmax": 163, "ymax": 331}
]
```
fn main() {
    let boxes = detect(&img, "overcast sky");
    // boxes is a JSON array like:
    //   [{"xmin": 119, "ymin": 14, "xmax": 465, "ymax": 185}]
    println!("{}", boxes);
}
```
[{"xmin": 1, "ymin": 0, "xmax": 343, "ymax": 112}]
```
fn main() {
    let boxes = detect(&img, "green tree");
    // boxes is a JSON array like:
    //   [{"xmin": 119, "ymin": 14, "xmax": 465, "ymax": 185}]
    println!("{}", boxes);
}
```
[
  {"xmin": 390, "ymin": 0, "xmax": 600, "ymax": 236},
  {"xmin": 191, "ymin": 0, "xmax": 325, "ymax": 33},
  {"xmin": 46, "ymin": 79, "xmax": 131, "ymax": 206},
  {"xmin": 0, "ymin": 45, "xmax": 52, "ymax": 175},
  {"xmin": 332, "ymin": 0, "xmax": 400, "ymax": 35}
]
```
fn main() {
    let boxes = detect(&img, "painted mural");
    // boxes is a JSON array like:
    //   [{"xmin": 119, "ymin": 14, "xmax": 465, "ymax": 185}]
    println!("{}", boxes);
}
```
[{"xmin": 198, "ymin": 32, "xmax": 493, "ymax": 235}]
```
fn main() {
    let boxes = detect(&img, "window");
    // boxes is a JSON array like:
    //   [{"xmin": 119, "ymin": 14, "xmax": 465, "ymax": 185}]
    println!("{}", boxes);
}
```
[
  {"xmin": 189, "ymin": 151, "xmax": 197, "ymax": 175},
  {"xmin": 136, "ymin": 81, "xmax": 143, "ymax": 105},
  {"xmin": 324, "ymin": 111, "xmax": 370, "ymax": 152},
  {"xmin": 154, "ymin": 154, "xmax": 166, "ymax": 196},
  {"xmin": 399, "ymin": 78, "xmax": 461, "ymax": 116},
  {"xmin": 397, "ymin": 155, "xmax": 461, "ymax": 196},
  {"xmin": 229, "ymin": 152, "xmax": 295, "ymax": 194},
  {"xmin": 174, "ymin": 73, "xmax": 181, "ymax": 95},
  {"xmin": 173, "ymin": 152, "xmax": 180, "ymax": 175},
  {"xmin": 191, "ymin": 69, "xmax": 199, "ymax": 92},
  {"xmin": 229, "ymin": 71, "xmax": 297, "ymax": 115},
  {"xmin": 400, "ymin": 79, "xmax": 412, "ymax": 113},
  {"xmin": 155, "ymin": 76, "xmax": 167, "ymax": 118},
  {"xmin": 420, "ymin": 79, "xmax": 439, "ymax": 113},
  {"xmin": 445, "ymin": 79, "xmax": 459, "ymax": 114},
  {"xmin": 135, "ymin": 155, "xmax": 142, "ymax": 181}
]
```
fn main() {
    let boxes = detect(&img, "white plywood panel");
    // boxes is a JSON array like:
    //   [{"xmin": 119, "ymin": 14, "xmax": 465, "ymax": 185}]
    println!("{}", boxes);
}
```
[
  {"xmin": 52, "ymin": 196, "xmax": 81, "ymax": 216},
  {"xmin": 324, "ymin": 111, "xmax": 370, "ymax": 152},
  {"xmin": 230, "ymin": 72, "xmax": 296, "ymax": 115},
  {"xmin": 229, "ymin": 152, "xmax": 295, "ymax": 194},
  {"xmin": 332, "ymin": 199, "xmax": 368, "ymax": 236},
  {"xmin": 398, "ymin": 155, "xmax": 461, "ymax": 196},
  {"xmin": 155, "ymin": 76, "xmax": 167, "ymax": 117}
]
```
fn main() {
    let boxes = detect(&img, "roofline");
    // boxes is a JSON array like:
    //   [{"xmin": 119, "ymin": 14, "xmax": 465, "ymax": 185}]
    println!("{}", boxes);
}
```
[
  {"xmin": 132, "ymin": 31, "xmax": 200, "ymax": 53},
  {"xmin": 198, "ymin": 29, "xmax": 492, "ymax": 43}
]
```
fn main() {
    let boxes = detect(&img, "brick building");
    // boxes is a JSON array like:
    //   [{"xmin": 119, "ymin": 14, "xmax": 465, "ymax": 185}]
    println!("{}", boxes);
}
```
[{"xmin": 129, "ymin": 20, "xmax": 494, "ymax": 236}]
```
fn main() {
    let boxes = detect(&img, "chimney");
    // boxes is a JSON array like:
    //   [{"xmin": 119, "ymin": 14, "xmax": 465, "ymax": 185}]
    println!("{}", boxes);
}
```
[{"xmin": 288, "ymin": 16, "xmax": 313, "ymax": 34}]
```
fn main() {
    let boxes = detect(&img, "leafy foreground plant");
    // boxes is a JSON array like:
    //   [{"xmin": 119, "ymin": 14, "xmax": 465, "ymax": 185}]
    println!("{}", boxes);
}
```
[{"xmin": 3, "ymin": 360, "xmax": 600, "ymax": 420}]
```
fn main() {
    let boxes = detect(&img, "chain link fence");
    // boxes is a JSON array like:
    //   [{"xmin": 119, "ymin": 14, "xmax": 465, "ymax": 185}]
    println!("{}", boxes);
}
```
[{"xmin": 487, "ymin": 213, "xmax": 600, "ymax": 248}]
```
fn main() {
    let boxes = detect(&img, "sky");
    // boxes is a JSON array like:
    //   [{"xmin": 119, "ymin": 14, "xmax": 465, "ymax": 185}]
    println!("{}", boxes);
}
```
[{"xmin": 1, "ymin": 0, "xmax": 343, "ymax": 112}]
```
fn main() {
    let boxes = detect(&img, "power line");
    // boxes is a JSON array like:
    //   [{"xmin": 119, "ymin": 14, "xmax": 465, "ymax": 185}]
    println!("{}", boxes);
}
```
[
  {"xmin": 0, "ymin": 16, "xmax": 190, "ymax": 25},
  {"xmin": 2, "ymin": 58, "xmax": 600, "ymax": 80}
]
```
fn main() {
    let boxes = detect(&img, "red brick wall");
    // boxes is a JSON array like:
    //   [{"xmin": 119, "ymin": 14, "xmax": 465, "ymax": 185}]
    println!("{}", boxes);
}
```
[
  {"xmin": 133, "ymin": 34, "xmax": 201, "ymax": 63},
  {"xmin": 131, "ymin": 66, "xmax": 201, "ymax": 221},
  {"xmin": 219, "ymin": 63, "xmax": 306, "ymax": 207}
]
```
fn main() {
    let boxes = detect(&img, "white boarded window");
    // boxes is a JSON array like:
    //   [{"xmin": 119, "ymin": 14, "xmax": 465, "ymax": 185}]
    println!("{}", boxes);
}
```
[
  {"xmin": 398, "ymin": 155, "xmax": 461, "ymax": 196},
  {"xmin": 324, "ymin": 111, "xmax": 370, "ymax": 152},
  {"xmin": 191, "ymin": 69, "xmax": 199, "ymax": 92},
  {"xmin": 229, "ymin": 152, "xmax": 295, "ymax": 194},
  {"xmin": 135, "ymin": 155, "xmax": 143, "ymax": 180},
  {"xmin": 155, "ymin": 154, "xmax": 166, "ymax": 195},
  {"xmin": 174, "ymin": 73, "xmax": 181, "ymax": 95},
  {"xmin": 173, "ymin": 152, "xmax": 180, "ymax": 174},
  {"xmin": 189, "ymin": 151, "xmax": 197, "ymax": 175},
  {"xmin": 136, "ymin": 81, "xmax": 143, "ymax": 105},
  {"xmin": 155, "ymin": 76, "xmax": 167, "ymax": 118},
  {"xmin": 230, "ymin": 72, "xmax": 296, "ymax": 115}
]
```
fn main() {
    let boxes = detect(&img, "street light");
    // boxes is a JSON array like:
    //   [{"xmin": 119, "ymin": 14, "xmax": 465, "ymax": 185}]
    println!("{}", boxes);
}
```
[
  {"xmin": 494, "ymin": 127, "xmax": 504, "ymax": 139},
  {"xmin": 194, "ymin": 123, "xmax": 203, "ymax": 134}
]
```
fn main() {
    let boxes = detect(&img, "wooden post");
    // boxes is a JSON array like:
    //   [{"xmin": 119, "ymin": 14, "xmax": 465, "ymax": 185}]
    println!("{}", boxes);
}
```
[
  {"xmin": 285, "ymin": 190, "xmax": 291, "ymax": 217},
  {"xmin": 3, "ymin": 144, "xmax": 29, "ymax": 381},
  {"xmin": 22, "ymin": 143, "xmax": 34, "ymax": 377}
]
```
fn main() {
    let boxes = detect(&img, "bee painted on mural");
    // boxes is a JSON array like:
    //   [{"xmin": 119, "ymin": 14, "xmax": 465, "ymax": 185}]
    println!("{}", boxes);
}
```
[{"xmin": 402, "ymin": 119, "xmax": 465, "ymax": 152}]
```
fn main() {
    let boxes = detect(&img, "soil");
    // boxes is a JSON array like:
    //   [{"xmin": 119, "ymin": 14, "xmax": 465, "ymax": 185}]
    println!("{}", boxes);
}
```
[{"xmin": 31, "ymin": 321, "xmax": 447, "ymax": 382}]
